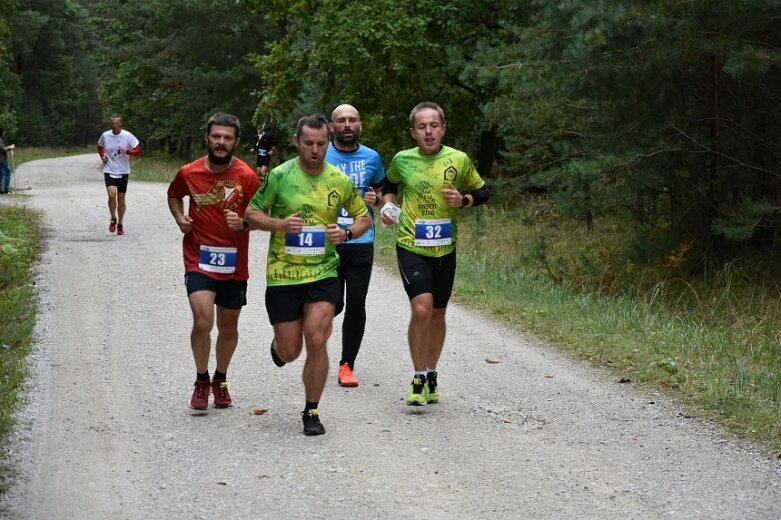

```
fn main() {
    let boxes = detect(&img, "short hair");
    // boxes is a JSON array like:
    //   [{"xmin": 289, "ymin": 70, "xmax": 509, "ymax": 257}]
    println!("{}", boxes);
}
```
[
  {"xmin": 295, "ymin": 114, "xmax": 330, "ymax": 138},
  {"xmin": 110, "ymin": 113, "xmax": 122, "ymax": 121},
  {"xmin": 206, "ymin": 112, "xmax": 241, "ymax": 136},
  {"xmin": 409, "ymin": 102, "xmax": 446, "ymax": 127}
]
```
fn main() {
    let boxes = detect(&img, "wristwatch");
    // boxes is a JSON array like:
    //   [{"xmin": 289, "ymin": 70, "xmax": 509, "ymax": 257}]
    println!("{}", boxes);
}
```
[
  {"xmin": 345, "ymin": 228, "xmax": 353, "ymax": 241},
  {"xmin": 242, "ymin": 217, "xmax": 250, "ymax": 230},
  {"xmin": 461, "ymin": 195, "xmax": 469, "ymax": 208}
]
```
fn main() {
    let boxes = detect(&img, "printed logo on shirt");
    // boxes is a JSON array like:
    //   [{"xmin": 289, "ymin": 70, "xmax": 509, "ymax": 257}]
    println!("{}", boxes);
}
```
[
  {"xmin": 444, "ymin": 166, "xmax": 457, "ymax": 182},
  {"xmin": 328, "ymin": 190, "xmax": 341, "ymax": 208},
  {"xmin": 190, "ymin": 179, "xmax": 246, "ymax": 211}
]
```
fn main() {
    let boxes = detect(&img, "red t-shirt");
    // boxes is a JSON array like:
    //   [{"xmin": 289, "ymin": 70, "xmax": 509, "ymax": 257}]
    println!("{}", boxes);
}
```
[{"xmin": 167, "ymin": 157, "xmax": 260, "ymax": 281}]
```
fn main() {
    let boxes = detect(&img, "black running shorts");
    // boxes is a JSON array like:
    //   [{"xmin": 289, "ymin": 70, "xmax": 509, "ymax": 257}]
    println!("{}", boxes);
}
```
[
  {"xmin": 265, "ymin": 277, "xmax": 343, "ymax": 324},
  {"xmin": 184, "ymin": 271, "xmax": 248, "ymax": 309},
  {"xmin": 104, "ymin": 173, "xmax": 129, "ymax": 193},
  {"xmin": 395, "ymin": 245, "xmax": 456, "ymax": 309}
]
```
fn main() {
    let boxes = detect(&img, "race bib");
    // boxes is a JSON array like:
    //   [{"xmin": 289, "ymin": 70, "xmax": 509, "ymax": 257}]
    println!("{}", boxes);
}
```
[
  {"xmin": 285, "ymin": 226, "xmax": 326, "ymax": 255},
  {"xmin": 336, "ymin": 206, "xmax": 354, "ymax": 226},
  {"xmin": 198, "ymin": 245, "xmax": 237, "ymax": 274},
  {"xmin": 258, "ymin": 149, "xmax": 267, "ymax": 157},
  {"xmin": 414, "ymin": 218, "xmax": 452, "ymax": 247}
]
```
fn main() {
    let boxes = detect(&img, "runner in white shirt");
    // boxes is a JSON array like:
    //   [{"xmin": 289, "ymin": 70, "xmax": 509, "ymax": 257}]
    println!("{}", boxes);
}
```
[{"xmin": 97, "ymin": 114, "xmax": 141, "ymax": 235}]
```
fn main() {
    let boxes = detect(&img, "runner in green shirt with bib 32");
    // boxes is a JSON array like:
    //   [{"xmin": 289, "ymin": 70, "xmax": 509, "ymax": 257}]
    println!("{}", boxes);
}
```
[{"xmin": 380, "ymin": 101, "xmax": 491, "ymax": 407}]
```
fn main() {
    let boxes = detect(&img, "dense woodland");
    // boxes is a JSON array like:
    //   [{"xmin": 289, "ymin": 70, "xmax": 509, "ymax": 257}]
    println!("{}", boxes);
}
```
[{"xmin": 2, "ymin": 0, "xmax": 781, "ymax": 267}]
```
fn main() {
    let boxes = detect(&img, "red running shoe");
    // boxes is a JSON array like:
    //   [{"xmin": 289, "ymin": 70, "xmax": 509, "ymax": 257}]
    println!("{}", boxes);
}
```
[
  {"xmin": 338, "ymin": 362, "xmax": 359, "ymax": 387},
  {"xmin": 211, "ymin": 380, "xmax": 232, "ymax": 408},
  {"xmin": 116, "ymin": 223, "xmax": 125, "ymax": 235},
  {"xmin": 109, "ymin": 219, "xmax": 116, "ymax": 233},
  {"xmin": 188, "ymin": 380, "xmax": 210, "ymax": 410}
]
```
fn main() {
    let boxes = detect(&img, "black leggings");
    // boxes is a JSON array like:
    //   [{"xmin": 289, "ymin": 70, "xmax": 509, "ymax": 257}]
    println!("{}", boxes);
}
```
[{"xmin": 336, "ymin": 243, "xmax": 374, "ymax": 366}]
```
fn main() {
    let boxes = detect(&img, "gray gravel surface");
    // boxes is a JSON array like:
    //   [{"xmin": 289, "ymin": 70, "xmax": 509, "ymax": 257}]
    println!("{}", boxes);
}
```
[{"xmin": 1, "ymin": 154, "xmax": 780, "ymax": 520}]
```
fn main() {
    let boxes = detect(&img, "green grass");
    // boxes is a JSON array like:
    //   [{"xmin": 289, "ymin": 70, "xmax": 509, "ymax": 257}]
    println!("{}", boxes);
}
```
[
  {"xmin": 0, "ymin": 205, "xmax": 41, "ymax": 495},
  {"xmin": 375, "ymin": 196, "xmax": 781, "ymax": 453}
]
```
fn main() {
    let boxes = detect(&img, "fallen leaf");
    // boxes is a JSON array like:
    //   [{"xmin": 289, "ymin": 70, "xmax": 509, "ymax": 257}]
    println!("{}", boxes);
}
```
[
  {"xmin": 250, "ymin": 408, "xmax": 268, "ymax": 415},
  {"xmin": 216, "ymin": 481, "xmax": 227, "ymax": 486},
  {"xmin": 256, "ymin": 474, "xmax": 270, "ymax": 479},
  {"xmin": 544, "ymin": 375, "xmax": 554, "ymax": 378},
  {"xmin": 658, "ymin": 381, "xmax": 670, "ymax": 389},
  {"xmin": 485, "ymin": 358, "xmax": 501, "ymax": 364}
]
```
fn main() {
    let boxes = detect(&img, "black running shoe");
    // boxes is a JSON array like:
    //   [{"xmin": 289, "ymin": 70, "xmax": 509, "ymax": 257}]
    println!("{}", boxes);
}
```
[
  {"xmin": 302, "ymin": 409, "xmax": 326, "ymax": 436},
  {"xmin": 270, "ymin": 338, "xmax": 285, "ymax": 367}
]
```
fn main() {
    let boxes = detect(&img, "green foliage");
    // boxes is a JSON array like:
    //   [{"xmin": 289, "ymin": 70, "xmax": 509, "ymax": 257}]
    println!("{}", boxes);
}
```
[
  {"xmin": 9, "ymin": 0, "xmax": 101, "ymax": 146},
  {"xmin": 465, "ymin": 0, "xmax": 781, "ymax": 256},
  {"xmin": 92, "ymin": 0, "xmax": 278, "ymax": 159},
  {"xmin": 244, "ymin": 0, "xmax": 522, "ymax": 167}
]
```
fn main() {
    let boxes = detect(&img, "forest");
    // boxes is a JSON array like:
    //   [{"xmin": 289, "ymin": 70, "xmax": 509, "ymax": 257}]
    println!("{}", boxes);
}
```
[{"xmin": 2, "ymin": 0, "xmax": 781, "ymax": 265}]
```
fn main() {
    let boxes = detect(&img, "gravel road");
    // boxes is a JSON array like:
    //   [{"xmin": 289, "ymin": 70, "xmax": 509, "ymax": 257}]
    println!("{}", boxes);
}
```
[{"xmin": 0, "ymin": 154, "xmax": 780, "ymax": 520}]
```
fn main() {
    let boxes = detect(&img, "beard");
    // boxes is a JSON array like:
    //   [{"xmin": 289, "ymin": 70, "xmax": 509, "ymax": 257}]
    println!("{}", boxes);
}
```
[
  {"xmin": 207, "ymin": 147, "xmax": 234, "ymax": 165},
  {"xmin": 335, "ymin": 128, "xmax": 360, "ymax": 147}
]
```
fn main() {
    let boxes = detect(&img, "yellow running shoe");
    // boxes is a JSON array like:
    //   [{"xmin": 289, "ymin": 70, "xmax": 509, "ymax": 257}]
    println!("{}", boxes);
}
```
[
  {"xmin": 406, "ymin": 376, "xmax": 426, "ymax": 406},
  {"xmin": 424, "ymin": 372, "xmax": 439, "ymax": 404}
]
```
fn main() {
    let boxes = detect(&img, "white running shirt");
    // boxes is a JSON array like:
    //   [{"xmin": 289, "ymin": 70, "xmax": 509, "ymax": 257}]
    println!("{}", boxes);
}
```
[{"xmin": 97, "ymin": 129, "xmax": 140, "ymax": 176}]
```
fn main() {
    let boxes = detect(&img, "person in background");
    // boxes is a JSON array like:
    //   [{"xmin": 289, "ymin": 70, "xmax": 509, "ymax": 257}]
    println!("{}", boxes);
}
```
[
  {"xmin": 380, "ymin": 101, "xmax": 491, "ymax": 406},
  {"xmin": 252, "ymin": 122, "xmax": 276, "ymax": 182},
  {"xmin": 97, "ymin": 114, "xmax": 141, "ymax": 235},
  {"xmin": 325, "ymin": 104, "xmax": 385, "ymax": 387},
  {"xmin": 245, "ymin": 114, "xmax": 371, "ymax": 435},
  {"xmin": 0, "ymin": 127, "xmax": 15, "ymax": 195},
  {"xmin": 167, "ymin": 112, "xmax": 260, "ymax": 411}
]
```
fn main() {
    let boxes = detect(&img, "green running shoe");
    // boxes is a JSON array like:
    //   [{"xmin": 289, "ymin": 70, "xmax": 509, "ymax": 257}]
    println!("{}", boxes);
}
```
[
  {"xmin": 406, "ymin": 376, "xmax": 426, "ymax": 406},
  {"xmin": 424, "ymin": 372, "xmax": 439, "ymax": 404}
]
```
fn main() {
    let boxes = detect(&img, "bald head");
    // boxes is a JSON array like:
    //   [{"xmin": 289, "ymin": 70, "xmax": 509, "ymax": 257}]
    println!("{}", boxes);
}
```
[
  {"xmin": 330, "ymin": 104, "xmax": 362, "ymax": 151},
  {"xmin": 331, "ymin": 104, "xmax": 359, "ymax": 122}
]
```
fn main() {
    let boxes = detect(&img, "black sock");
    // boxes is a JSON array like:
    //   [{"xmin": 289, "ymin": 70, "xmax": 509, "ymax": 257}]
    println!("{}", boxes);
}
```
[
  {"xmin": 213, "ymin": 370, "xmax": 227, "ymax": 381},
  {"xmin": 304, "ymin": 401, "xmax": 319, "ymax": 413},
  {"xmin": 196, "ymin": 371, "xmax": 210, "ymax": 382}
]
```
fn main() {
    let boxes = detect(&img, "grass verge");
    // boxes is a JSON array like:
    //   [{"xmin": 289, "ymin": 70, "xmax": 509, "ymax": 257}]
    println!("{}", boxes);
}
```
[
  {"xmin": 0, "ymin": 205, "xmax": 41, "ymax": 495},
  {"xmin": 375, "ymin": 196, "xmax": 781, "ymax": 454}
]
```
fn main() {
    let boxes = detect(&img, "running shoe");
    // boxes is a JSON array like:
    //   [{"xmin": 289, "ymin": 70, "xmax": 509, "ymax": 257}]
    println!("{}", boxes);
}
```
[
  {"xmin": 424, "ymin": 371, "xmax": 439, "ymax": 404},
  {"xmin": 302, "ymin": 409, "xmax": 326, "ymax": 436},
  {"xmin": 405, "ymin": 376, "xmax": 426, "ymax": 406},
  {"xmin": 116, "ymin": 223, "xmax": 125, "ymax": 235},
  {"xmin": 188, "ymin": 380, "xmax": 210, "ymax": 410},
  {"xmin": 338, "ymin": 362, "xmax": 359, "ymax": 387},
  {"xmin": 109, "ymin": 219, "xmax": 117, "ymax": 233},
  {"xmin": 270, "ymin": 338, "xmax": 286, "ymax": 367},
  {"xmin": 211, "ymin": 380, "xmax": 232, "ymax": 408}
]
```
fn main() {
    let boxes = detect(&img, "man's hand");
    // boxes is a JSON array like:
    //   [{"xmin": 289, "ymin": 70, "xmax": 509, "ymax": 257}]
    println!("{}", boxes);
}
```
[
  {"xmin": 224, "ymin": 209, "xmax": 244, "ymax": 231},
  {"xmin": 326, "ymin": 223, "xmax": 347, "ymax": 244},
  {"xmin": 442, "ymin": 182, "xmax": 463, "ymax": 208},
  {"xmin": 282, "ymin": 212, "xmax": 303, "ymax": 234},
  {"xmin": 363, "ymin": 189, "xmax": 378, "ymax": 206},
  {"xmin": 176, "ymin": 214, "xmax": 194, "ymax": 233}
]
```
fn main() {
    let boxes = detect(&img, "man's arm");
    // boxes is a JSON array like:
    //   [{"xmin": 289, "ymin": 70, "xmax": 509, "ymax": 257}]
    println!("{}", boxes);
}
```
[
  {"xmin": 245, "ymin": 207, "xmax": 303, "ymax": 234},
  {"xmin": 167, "ymin": 196, "xmax": 193, "ymax": 233}
]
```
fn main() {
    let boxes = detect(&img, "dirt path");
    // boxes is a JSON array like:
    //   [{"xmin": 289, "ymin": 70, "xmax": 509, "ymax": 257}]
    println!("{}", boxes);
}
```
[{"xmin": 1, "ymin": 154, "xmax": 779, "ymax": 519}]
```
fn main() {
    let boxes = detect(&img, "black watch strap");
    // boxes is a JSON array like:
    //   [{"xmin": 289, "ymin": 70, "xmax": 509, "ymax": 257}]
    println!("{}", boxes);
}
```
[
  {"xmin": 461, "ymin": 195, "xmax": 469, "ymax": 208},
  {"xmin": 345, "ymin": 228, "xmax": 353, "ymax": 241}
]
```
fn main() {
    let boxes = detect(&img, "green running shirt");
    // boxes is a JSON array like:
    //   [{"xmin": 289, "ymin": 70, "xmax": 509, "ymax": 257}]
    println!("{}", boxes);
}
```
[
  {"xmin": 249, "ymin": 158, "xmax": 368, "ymax": 286},
  {"xmin": 386, "ymin": 145, "xmax": 485, "ymax": 257}
]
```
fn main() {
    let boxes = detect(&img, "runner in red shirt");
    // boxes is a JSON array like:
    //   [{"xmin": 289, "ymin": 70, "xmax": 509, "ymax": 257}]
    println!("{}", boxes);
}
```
[{"xmin": 167, "ymin": 112, "xmax": 260, "ymax": 411}]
